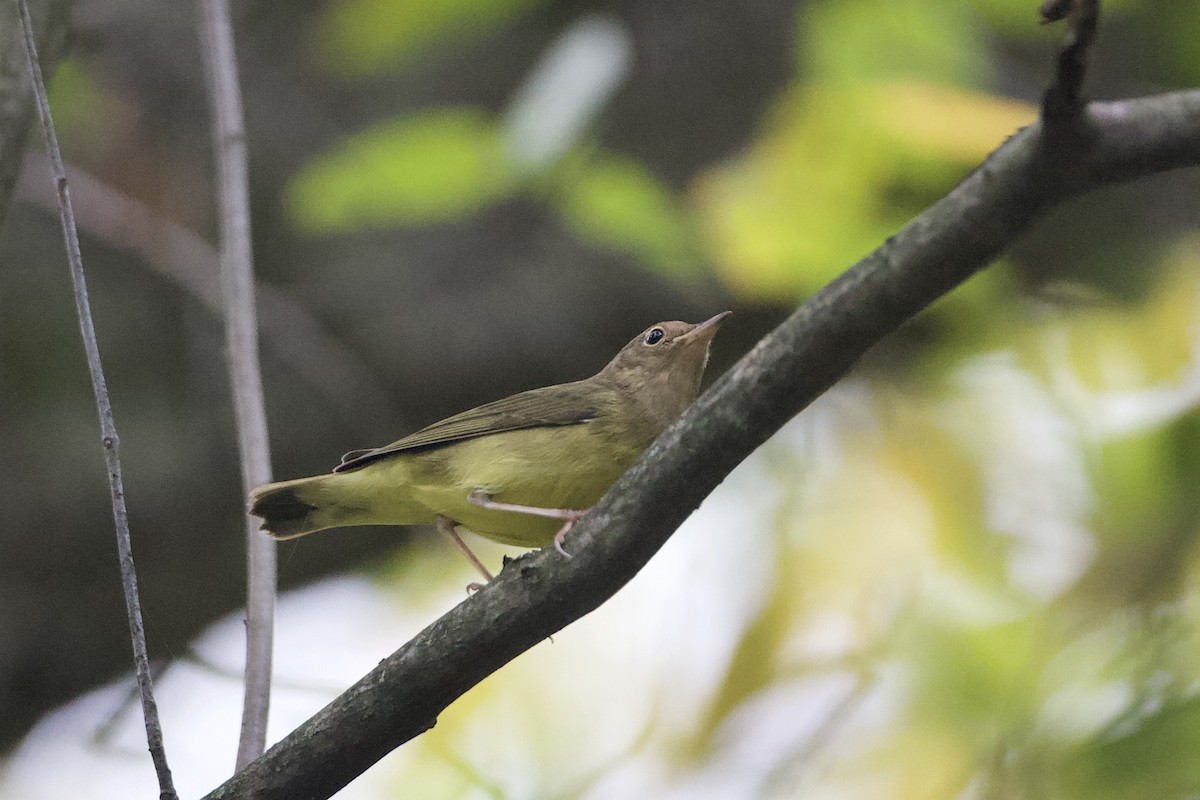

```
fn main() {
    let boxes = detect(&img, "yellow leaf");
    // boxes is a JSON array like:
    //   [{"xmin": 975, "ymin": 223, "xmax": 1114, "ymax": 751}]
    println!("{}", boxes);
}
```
[{"xmin": 871, "ymin": 80, "xmax": 1036, "ymax": 163}]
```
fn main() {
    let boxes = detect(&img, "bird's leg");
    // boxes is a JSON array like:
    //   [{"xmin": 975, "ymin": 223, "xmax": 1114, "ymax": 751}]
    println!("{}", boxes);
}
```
[
  {"xmin": 435, "ymin": 514, "xmax": 493, "ymax": 592},
  {"xmin": 468, "ymin": 490, "xmax": 587, "ymax": 558}
]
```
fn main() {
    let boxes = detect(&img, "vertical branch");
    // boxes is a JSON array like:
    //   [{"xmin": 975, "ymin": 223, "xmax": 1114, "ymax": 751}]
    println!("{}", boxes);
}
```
[
  {"xmin": 16, "ymin": 2, "xmax": 178, "ymax": 798},
  {"xmin": 1041, "ymin": 0, "xmax": 1101, "ymax": 120},
  {"xmin": 197, "ymin": 0, "xmax": 277, "ymax": 769}
]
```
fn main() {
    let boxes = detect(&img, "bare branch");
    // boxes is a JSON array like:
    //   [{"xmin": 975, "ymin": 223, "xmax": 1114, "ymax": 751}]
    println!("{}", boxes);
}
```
[
  {"xmin": 197, "ymin": 0, "xmax": 277, "ymax": 769},
  {"xmin": 16, "ymin": 1, "xmax": 178, "ymax": 798},
  {"xmin": 201, "ymin": 87, "xmax": 1200, "ymax": 800},
  {"xmin": 1042, "ymin": 0, "xmax": 1101, "ymax": 120}
]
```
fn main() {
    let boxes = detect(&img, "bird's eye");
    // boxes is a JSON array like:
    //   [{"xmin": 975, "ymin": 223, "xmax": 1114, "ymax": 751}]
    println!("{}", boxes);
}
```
[{"xmin": 644, "ymin": 328, "xmax": 665, "ymax": 345}]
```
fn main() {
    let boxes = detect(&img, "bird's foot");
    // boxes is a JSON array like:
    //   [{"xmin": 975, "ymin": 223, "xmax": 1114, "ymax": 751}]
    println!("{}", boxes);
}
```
[{"xmin": 551, "ymin": 514, "xmax": 586, "ymax": 558}]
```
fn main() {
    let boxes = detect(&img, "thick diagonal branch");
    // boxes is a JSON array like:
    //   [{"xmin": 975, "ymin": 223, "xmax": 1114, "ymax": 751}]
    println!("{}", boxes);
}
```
[{"xmin": 203, "ymin": 88, "xmax": 1200, "ymax": 800}]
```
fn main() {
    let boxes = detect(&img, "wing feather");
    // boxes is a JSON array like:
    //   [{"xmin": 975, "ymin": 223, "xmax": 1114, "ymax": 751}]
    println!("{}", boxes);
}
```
[{"xmin": 333, "ymin": 382, "xmax": 599, "ymax": 473}]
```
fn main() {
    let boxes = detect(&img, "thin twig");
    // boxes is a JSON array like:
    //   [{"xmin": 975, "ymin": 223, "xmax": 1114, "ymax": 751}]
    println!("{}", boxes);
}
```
[
  {"xmin": 197, "ymin": 0, "xmax": 277, "ymax": 770},
  {"xmin": 16, "ymin": 2, "xmax": 178, "ymax": 798},
  {"xmin": 1042, "ymin": 0, "xmax": 1101, "ymax": 120}
]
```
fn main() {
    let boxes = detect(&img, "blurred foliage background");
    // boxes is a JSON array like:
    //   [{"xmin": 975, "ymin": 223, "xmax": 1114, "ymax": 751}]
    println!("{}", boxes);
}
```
[{"xmin": 3, "ymin": 0, "xmax": 1200, "ymax": 797}]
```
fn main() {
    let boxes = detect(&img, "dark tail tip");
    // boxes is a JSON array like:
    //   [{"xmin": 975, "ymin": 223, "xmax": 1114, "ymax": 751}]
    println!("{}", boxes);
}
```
[{"xmin": 249, "ymin": 484, "xmax": 319, "ymax": 540}]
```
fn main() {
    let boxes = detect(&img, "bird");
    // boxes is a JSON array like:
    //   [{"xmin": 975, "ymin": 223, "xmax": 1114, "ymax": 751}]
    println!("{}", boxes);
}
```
[{"xmin": 248, "ymin": 312, "xmax": 729, "ymax": 583}]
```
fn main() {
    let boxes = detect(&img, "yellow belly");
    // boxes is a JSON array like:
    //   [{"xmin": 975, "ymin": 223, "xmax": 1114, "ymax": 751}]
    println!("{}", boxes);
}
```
[{"xmin": 348, "ymin": 423, "xmax": 648, "ymax": 547}]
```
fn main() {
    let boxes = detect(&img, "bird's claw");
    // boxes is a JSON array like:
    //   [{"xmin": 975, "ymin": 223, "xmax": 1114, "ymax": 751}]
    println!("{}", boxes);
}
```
[{"xmin": 552, "ymin": 511, "xmax": 587, "ymax": 559}]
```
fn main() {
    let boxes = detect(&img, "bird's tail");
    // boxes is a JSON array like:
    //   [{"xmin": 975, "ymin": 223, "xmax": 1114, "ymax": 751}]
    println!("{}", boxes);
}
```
[{"xmin": 249, "ymin": 473, "xmax": 359, "ymax": 540}]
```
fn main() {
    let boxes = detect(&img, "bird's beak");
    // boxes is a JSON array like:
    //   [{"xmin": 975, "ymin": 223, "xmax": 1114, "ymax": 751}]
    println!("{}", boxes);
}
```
[{"xmin": 679, "ymin": 310, "xmax": 732, "ymax": 343}]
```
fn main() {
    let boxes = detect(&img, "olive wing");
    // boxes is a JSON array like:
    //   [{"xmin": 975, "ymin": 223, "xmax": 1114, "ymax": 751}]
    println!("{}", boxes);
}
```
[{"xmin": 333, "ymin": 382, "xmax": 599, "ymax": 473}]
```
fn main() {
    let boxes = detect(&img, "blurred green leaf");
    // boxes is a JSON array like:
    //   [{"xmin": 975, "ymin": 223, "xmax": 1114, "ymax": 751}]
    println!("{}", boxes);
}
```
[
  {"xmin": 692, "ymin": 0, "xmax": 1040, "ymax": 302},
  {"xmin": 692, "ymin": 85, "xmax": 900, "ymax": 299},
  {"xmin": 1063, "ymin": 696, "xmax": 1200, "ymax": 800},
  {"xmin": 693, "ymin": 79, "xmax": 1034, "ymax": 300},
  {"xmin": 44, "ymin": 59, "xmax": 131, "ymax": 159},
  {"xmin": 1093, "ymin": 427, "xmax": 1176, "ymax": 541},
  {"xmin": 315, "ymin": 0, "xmax": 543, "ymax": 75},
  {"xmin": 912, "ymin": 617, "xmax": 1040, "ymax": 733},
  {"xmin": 45, "ymin": 59, "xmax": 105, "ymax": 138},
  {"xmin": 804, "ymin": 0, "xmax": 988, "ymax": 87},
  {"xmin": 1160, "ymin": 0, "xmax": 1200, "ymax": 85},
  {"xmin": 555, "ymin": 155, "xmax": 701, "ymax": 277},
  {"xmin": 286, "ymin": 108, "xmax": 516, "ymax": 231},
  {"xmin": 872, "ymin": 79, "xmax": 1035, "ymax": 163}
]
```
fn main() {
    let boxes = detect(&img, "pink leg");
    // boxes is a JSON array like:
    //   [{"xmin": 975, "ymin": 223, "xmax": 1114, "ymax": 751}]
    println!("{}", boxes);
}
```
[
  {"xmin": 469, "ymin": 490, "xmax": 587, "ymax": 558},
  {"xmin": 435, "ymin": 515, "xmax": 493, "ymax": 592}
]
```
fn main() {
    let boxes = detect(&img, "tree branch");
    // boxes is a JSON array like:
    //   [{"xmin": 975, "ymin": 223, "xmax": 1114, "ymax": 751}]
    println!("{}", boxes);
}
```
[
  {"xmin": 197, "ymin": 0, "xmax": 277, "ymax": 770},
  {"xmin": 1042, "ymin": 0, "xmax": 1100, "ymax": 120},
  {"xmin": 202, "ymin": 86, "xmax": 1200, "ymax": 800},
  {"xmin": 17, "ymin": 1, "xmax": 178, "ymax": 798}
]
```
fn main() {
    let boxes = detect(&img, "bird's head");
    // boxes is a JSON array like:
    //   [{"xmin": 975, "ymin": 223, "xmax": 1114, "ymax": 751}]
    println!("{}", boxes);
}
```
[{"xmin": 601, "ymin": 311, "xmax": 731, "ymax": 426}]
